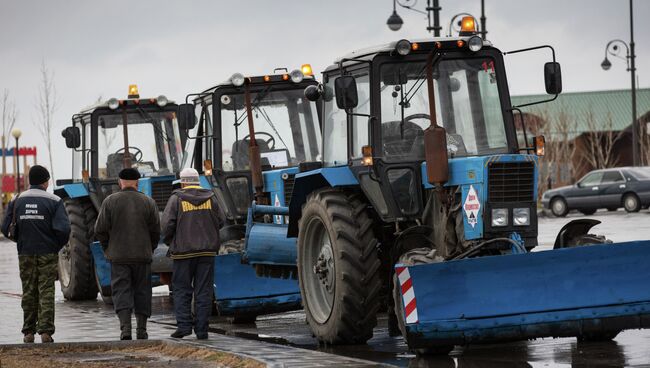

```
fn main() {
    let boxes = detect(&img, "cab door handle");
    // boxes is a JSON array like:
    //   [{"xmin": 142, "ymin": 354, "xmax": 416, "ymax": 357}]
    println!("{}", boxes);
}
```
[
  {"xmin": 619, "ymin": 184, "xmax": 626, "ymax": 189},
  {"xmin": 592, "ymin": 186, "xmax": 599, "ymax": 191}
]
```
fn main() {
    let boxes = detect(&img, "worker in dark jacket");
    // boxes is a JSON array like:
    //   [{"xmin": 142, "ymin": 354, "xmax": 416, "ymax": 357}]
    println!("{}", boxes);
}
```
[
  {"xmin": 94, "ymin": 168, "xmax": 160, "ymax": 340},
  {"xmin": 162, "ymin": 168, "xmax": 223, "ymax": 339},
  {"xmin": 1, "ymin": 165, "xmax": 70, "ymax": 344}
]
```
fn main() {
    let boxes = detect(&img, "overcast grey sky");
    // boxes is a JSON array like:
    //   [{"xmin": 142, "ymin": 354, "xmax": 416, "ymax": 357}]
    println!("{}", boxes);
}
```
[{"xmin": 0, "ymin": 0, "xmax": 648, "ymax": 178}]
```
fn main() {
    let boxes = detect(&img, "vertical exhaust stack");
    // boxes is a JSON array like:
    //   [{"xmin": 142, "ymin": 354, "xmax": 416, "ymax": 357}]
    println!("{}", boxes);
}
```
[{"xmin": 424, "ymin": 50, "xmax": 449, "ymax": 186}]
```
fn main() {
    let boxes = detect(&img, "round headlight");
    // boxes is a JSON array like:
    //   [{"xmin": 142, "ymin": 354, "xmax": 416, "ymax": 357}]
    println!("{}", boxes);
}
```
[
  {"xmin": 290, "ymin": 69, "xmax": 304, "ymax": 83},
  {"xmin": 491, "ymin": 208, "xmax": 509, "ymax": 227},
  {"xmin": 156, "ymin": 95, "xmax": 168, "ymax": 107},
  {"xmin": 395, "ymin": 39, "xmax": 412, "ymax": 56},
  {"xmin": 107, "ymin": 98, "xmax": 119, "ymax": 110},
  {"xmin": 230, "ymin": 73, "xmax": 245, "ymax": 87},
  {"xmin": 468, "ymin": 36, "xmax": 483, "ymax": 52}
]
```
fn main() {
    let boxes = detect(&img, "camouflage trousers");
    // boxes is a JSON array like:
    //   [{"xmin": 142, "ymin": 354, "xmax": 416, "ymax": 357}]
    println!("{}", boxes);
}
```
[{"xmin": 18, "ymin": 254, "xmax": 58, "ymax": 335}]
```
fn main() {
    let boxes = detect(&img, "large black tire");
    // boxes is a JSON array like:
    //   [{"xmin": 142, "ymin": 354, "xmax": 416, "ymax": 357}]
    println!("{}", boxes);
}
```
[
  {"xmin": 551, "ymin": 197, "xmax": 569, "ymax": 217},
  {"xmin": 297, "ymin": 188, "xmax": 382, "ymax": 344},
  {"xmin": 218, "ymin": 240, "xmax": 245, "ymax": 255},
  {"xmin": 393, "ymin": 248, "xmax": 454, "ymax": 355},
  {"xmin": 623, "ymin": 193, "xmax": 641, "ymax": 213},
  {"xmin": 58, "ymin": 198, "xmax": 98, "ymax": 300}
]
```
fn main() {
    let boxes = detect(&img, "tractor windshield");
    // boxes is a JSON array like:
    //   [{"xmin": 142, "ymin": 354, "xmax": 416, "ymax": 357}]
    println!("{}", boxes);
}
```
[
  {"xmin": 96, "ymin": 110, "xmax": 183, "ymax": 178},
  {"xmin": 219, "ymin": 87, "xmax": 321, "ymax": 171},
  {"xmin": 380, "ymin": 57, "xmax": 508, "ymax": 161}
]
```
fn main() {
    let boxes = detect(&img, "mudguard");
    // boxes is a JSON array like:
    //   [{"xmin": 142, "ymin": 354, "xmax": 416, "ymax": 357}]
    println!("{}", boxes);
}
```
[
  {"xmin": 396, "ymin": 240, "xmax": 650, "ymax": 349},
  {"xmin": 90, "ymin": 242, "xmax": 163, "ymax": 290}
]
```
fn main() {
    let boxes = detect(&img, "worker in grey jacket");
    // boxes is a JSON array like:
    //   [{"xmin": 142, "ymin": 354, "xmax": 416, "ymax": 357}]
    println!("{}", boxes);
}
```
[
  {"xmin": 162, "ymin": 168, "xmax": 223, "ymax": 339},
  {"xmin": 95, "ymin": 168, "xmax": 160, "ymax": 340}
]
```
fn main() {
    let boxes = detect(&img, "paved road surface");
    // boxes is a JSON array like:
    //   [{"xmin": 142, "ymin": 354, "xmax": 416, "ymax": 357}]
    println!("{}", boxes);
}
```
[{"xmin": 0, "ymin": 208, "xmax": 649, "ymax": 367}]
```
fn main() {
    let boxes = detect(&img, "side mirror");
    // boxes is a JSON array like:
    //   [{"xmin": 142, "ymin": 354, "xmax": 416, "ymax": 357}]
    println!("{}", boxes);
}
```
[
  {"xmin": 544, "ymin": 62, "xmax": 562, "ymax": 95},
  {"xmin": 304, "ymin": 85, "xmax": 322, "ymax": 101},
  {"xmin": 61, "ymin": 126, "xmax": 81, "ymax": 149},
  {"xmin": 334, "ymin": 76, "xmax": 358, "ymax": 110},
  {"xmin": 177, "ymin": 103, "xmax": 197, "ymax": 130}
]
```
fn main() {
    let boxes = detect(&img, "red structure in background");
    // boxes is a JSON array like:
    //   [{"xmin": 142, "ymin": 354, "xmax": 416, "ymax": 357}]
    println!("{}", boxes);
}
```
[{"xmin": 1, "ymin": 146, "xmax": 38, "ymax": 194}]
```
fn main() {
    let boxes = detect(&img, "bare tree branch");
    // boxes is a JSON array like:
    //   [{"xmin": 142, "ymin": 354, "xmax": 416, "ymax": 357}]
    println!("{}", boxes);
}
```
[{"xmin": 32, "ymin": 59, "xmax": 58, "ymax": 181}]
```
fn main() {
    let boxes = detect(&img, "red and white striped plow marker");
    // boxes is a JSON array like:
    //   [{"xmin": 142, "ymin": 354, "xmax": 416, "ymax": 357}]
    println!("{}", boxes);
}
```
[{"xmin": 396, "ymin": 266, "xmax": 418, "ymax": 324}]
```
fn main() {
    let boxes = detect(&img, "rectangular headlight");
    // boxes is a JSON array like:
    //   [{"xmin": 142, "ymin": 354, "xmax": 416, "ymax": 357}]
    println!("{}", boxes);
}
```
[
  {"xmin": 491, "ymin": 208, "xmax": 508, "ymax": 227},
  {"xmin": 513, "ymin": 208, "xmax": 530, "ymax": 226}
]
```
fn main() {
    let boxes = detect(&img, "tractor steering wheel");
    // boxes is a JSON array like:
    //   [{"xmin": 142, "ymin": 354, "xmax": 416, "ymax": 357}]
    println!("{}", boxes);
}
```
[
  {"xmin": 403, "ymin": 113, "xmax": 431, "ymax": 124},
  {"xmin": 242, "ymin": 132, "xmax": 276, "ymax": 150},
  {"xmin": 114, "ymin": 146, "xmax": 144, "ymax": 163}
]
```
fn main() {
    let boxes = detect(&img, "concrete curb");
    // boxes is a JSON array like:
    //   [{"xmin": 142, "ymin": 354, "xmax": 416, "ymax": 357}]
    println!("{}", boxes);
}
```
[{"xmin": 0, "ymin": 339, "xmax": 267, "ymax": 366}]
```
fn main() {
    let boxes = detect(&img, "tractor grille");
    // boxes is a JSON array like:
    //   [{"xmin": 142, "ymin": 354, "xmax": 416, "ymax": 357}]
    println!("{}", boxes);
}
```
[
  {"xmin": 488, "ymin": 161, "xmax": 535, "ymax": 203},
  {"xmin": 151, "ymin": 180, "xmax": 174, "ymax": 210},
  {"xmin": 283, "ymin": 174, "xmax": 296, "ymax": 205}
]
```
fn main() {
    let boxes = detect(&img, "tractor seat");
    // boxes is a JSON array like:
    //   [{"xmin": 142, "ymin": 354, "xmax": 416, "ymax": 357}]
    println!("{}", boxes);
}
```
[
  {"xmin": 382, "ymin": 121, "xmax": 424, "ymax": 156},
  {"xmin": 231, "ymin": 139, "xmax": 271, "ymax": 171},
  {"xmin": 106, "ymin": 152, "xmax": 137, "ymax": 178}
]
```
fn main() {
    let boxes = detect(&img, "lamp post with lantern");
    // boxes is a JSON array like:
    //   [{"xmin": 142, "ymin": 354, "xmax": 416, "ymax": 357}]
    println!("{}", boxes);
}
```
[
  {"xmin": 387, "ymin": 0, "xmax": 487, "ymax": 40},
  {"xmin": 386, "ymin": 0, "xmax": 441, "ymax": 36},
  {"xmin": 11, "ymin": 128, "xmax": 22, "ymax": 193},
  {"xmin": 600, "ymin": 0, "xmax": 639, "ymax": 165}
]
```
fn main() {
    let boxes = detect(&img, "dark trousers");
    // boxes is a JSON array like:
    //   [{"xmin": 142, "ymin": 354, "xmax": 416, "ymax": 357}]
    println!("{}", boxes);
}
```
[
  {"xmin": 18, "ymin": 254, "xmax": 58, "ymax": 335},
  {"xmin": 172, "ymin": 256, "xmax": 214, "ymax": 334},
  {"xmin": 111, "ymin": 263, "xmax": 152, "ymax": 317}
]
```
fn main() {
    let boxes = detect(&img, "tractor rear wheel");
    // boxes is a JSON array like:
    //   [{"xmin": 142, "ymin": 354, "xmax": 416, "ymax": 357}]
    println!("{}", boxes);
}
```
[
  {"xmin": 297, "ymin": 188, "xmax": 381, "ymax": 344},
  {"xmin": 393, "ymin": 248, "xmax": 454, "ymax": 355},
  {"xmin": 59, "ymin": 198, "xmax": 98, "ymax": 300}
]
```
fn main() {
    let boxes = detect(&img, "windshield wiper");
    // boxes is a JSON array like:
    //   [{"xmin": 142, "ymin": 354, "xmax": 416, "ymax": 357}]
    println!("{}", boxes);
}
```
[
  {"xmin": 401, "ymin": 53, "xmax": 443, "ymax": 109},
  {"xmin": 396, "ymin": 53, "xmax": 444, "ymax": 137}
]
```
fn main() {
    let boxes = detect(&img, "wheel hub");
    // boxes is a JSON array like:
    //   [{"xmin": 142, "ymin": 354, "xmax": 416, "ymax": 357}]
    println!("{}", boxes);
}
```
[{"xmin": 313, "ymin": 244, "xmax": 334, "ymax": 292}]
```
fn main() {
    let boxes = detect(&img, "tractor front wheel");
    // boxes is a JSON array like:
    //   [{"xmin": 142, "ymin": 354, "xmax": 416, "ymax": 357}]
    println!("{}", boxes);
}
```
[
  {"xmin": 297, "ymin": 188, "xmax": 381, "ymax": 344},
  {"xmin": 59, "ymin": 198, "xmax": 98, "ymax": 300}
]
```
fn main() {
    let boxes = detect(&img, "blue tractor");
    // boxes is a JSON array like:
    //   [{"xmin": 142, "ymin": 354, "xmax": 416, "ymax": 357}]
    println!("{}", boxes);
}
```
[
  {"xmin": 226, "ymin": 23, "xmax": 650, "ymax": 353},
  {"xmin": 56, "ymin": 86, "xmax": 183, "ymax": 303},
  {"xmin": 175, "ymin": 65, "xmax": 321, "ymax": 322}
]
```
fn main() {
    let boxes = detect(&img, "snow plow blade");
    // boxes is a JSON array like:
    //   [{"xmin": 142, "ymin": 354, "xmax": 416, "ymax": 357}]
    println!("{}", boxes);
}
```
[
  {"xmin": 213, "ymin": 253, "xmax": 302, "ymax": 316},
  {"xmin": 397, "ymin": 240, "xmax": 650, "ymax": 349}
]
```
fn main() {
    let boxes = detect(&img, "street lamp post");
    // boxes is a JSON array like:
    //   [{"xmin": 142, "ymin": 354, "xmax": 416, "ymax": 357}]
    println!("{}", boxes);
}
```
[
  {"xmin": 386, "ymin": 0, "xmax": 441, "ymax": 36},
  {"xmin": 387, "ymin": 0, "xmax": 486, "ymax": 39},
  {"xmin": 11, "ymin": 128, "xmax": 22, "ymax": 193},
  {"xmin": 601, "ymin": 0, "xmax": 638, "ymax": 166}
]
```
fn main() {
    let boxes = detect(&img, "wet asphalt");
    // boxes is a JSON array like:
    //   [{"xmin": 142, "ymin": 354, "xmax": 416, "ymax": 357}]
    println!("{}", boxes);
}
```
[{"xmin": 1, "ymin": 208, "xmax": 649, "ymax": 367}]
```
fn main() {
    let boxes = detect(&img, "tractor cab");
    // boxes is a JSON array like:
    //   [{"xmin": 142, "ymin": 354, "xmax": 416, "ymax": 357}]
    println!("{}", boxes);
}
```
[
  {"xmin": 180, "ymin": 65, "xmax": 322, "ymax": 222},
  {"xmin": 301, "ymin": 19, "xmax": 560, "ymax": 252},
  {"xmin": 59, "ymin": 85, "xmax": 184, "ymax": 207},
  {"xmin": 55, "ymin": 85, "xmax": 186, "ymax": 304}
]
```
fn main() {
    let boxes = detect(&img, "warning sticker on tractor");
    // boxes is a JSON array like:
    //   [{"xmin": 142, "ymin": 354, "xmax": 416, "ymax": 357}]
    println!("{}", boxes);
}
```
[{"xmin": 463, "ymin": 185, "xmax": 480, "ymax": 228}]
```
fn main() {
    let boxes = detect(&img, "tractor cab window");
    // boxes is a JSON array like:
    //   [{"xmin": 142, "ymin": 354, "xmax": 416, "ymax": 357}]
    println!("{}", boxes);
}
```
[
  {"xmin": 96, "ymin": 110, "xmax": 183, "ymax": 179},
  {"xmin": 219, "ymin": 87, "xmax": 321, "ymax": 172},
  {"xmin": 379, "ymin": 57, "xmax": 508, "ymax": 161}
]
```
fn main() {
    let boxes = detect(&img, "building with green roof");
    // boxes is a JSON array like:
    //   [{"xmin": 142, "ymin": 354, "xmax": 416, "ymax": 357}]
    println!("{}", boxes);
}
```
[
  {"xmin": 511, "ymin": 88, "xmax": 650, "ymax": 186},
  {"xmin": 511, "ymin": 88, "xmax": 650, "ymax": 141}
]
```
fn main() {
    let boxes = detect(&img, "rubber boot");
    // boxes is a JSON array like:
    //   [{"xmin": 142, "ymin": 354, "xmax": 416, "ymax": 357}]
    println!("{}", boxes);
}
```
[
  {"xmin": 118, "ymin": 310, "xmax": 132, "ymax": 340},
  {"xmin": 136, "ymin": 314, "xmax": 148, "ymax": 340}
]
